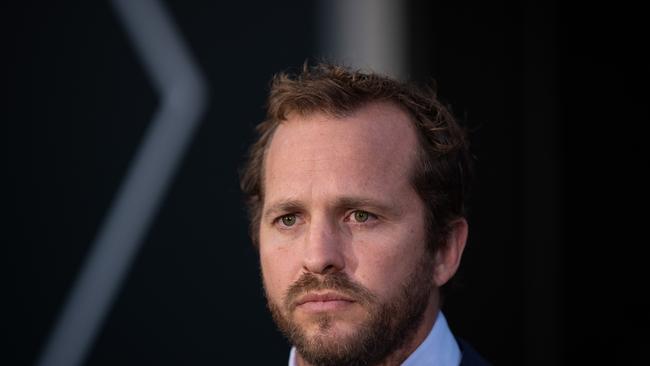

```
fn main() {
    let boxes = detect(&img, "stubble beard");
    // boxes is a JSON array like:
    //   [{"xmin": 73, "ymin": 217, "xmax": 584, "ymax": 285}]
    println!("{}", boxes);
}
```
[{"xmin": 264, "ymin": 254, "xmax": 435, "ymax": 366}]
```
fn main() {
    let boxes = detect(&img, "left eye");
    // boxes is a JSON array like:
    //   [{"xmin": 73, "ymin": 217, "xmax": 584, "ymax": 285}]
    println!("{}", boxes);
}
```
[
  {"xmin": 280, "ymin": 214, "xmax": 297, "ymax": 227},
  {"xmin": 352, "ymin": 210, "xmax": 371, "ymax": 222}
]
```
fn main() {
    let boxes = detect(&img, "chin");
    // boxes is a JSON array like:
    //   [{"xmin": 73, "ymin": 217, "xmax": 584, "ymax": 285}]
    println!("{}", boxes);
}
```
[
  {"xmin": 298, "ymin": 312, "xmax": 363, "ymax": 338},
  {"xmin": 296, "ymin": 320, "xmax": 368, "ymax": 363}
]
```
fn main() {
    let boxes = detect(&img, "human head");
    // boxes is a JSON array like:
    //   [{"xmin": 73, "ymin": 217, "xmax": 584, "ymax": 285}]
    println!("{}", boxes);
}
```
[
  {"xmin": 240, "ymin": 63, "xmax": 473, "ymax": 365},
  {"xmin": 240, "ymin": 63, "xmax": 472, "ymax": 258}
]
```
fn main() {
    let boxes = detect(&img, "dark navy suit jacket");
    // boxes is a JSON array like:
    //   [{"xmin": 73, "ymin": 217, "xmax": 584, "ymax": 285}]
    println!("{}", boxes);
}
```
[{"xmin": 458, "ymin": 339, "xmax": 491, "ymax": 366}]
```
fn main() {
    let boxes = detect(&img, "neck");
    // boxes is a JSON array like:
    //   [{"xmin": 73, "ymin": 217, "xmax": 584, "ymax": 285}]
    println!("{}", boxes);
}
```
[{"xmin": 296, "ymin": 296, "xmax": 440, "ymax": 366}]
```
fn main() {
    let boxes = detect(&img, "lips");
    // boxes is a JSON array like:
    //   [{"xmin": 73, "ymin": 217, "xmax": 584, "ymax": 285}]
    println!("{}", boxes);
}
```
[{"xmin": 294, "ymin": 291, "xmax": 354, "ymax": 311}]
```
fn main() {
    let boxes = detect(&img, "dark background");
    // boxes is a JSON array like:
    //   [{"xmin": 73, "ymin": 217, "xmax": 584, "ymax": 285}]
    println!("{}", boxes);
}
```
[{"xmin": 3, "ymin": 0, "xmax": 647, "ymax": 365}]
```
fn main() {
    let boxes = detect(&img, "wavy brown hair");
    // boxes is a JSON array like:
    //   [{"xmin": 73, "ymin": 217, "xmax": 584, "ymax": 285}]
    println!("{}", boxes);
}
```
[{"xmin": 240, "ymin": 63, "xmax": 472, "ymax": 257}]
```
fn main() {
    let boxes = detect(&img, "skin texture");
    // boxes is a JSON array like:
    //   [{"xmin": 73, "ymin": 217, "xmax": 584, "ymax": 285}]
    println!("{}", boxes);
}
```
[{"xmin": 259, "ymin": 102, "xmax": 468, "ymax": 366}]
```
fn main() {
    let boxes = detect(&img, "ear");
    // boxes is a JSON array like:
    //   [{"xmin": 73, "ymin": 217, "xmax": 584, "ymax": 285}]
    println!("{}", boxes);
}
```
[{"xmin": 433, "ymin": 218, "xmax": 468, "ymax": 287}]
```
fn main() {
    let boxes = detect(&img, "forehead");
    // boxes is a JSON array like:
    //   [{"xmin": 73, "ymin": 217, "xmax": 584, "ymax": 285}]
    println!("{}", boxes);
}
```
[{"xmin": 263, "ymin": 102, "xmax": 420, "ymax": 203}]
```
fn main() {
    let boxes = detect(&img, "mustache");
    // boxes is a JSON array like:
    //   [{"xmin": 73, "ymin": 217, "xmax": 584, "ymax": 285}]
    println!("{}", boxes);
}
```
[{"xmin": 284, "ymin": 272, "xmax": 376, "ymax": 311}]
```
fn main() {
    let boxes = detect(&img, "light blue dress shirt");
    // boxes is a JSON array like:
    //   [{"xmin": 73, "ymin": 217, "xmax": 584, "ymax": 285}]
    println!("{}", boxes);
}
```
[{"xmin": 288, "ymin": 311, "xmax": 461, "ymax": 366}]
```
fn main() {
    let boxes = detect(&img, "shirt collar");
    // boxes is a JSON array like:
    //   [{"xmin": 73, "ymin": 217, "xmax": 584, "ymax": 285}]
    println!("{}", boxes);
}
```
[
  {"xmin": 288, "ymin": 311, "xmax": 460, "ymax": 366},
  {"xmin": 401, "ymin": 311, "xmax": 461, "ymax": 366}
]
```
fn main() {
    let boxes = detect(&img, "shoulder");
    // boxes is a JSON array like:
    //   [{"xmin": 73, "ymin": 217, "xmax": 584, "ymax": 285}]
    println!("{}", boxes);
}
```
[{"xmin": 457, "ymin": 338, "xmax": 491, "ymax": 366}]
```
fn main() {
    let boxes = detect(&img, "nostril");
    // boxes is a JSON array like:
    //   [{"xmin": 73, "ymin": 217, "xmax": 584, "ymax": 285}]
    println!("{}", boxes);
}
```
[
  {"xmin": 303, "ymin": 252, "xmax": 345, "ymax": 275},
  {"xmin": 321, "ymin": 264, "xmax": 337, "ymax": 274}
]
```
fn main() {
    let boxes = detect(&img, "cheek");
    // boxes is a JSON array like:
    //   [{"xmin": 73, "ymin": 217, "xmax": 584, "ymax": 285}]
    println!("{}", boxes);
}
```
[
  {"xmin": 260, "ymin": 245, "xmax": 296, "ymax": 302},
  {"xmin": 353, "ymin": 223, "xmax": 426, "ymax": 296},
  {"xmin": 260, "ymin": 251, "xmax": 281, "ymax": 296},
  {"xmin": 356, "ymin": 250, "xmax": 410, "ymax": 295},
  {"xmin": 259, "ymin": 229, "xmax": 281, "ymax": 293}
]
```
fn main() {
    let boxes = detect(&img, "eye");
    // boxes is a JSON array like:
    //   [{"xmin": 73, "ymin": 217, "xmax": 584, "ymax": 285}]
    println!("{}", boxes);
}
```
[
  {"xmin": 280, "ymin": 214, "xmax": 297, "ymax": 227},
  {"xmin": 352, "ymin": 210, "xmax": 371, "ymax": 223}
]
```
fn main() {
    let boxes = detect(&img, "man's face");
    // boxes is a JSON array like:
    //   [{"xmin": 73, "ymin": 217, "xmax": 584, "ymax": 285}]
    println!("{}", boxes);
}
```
[{"xmin": 259, "ymin": 102, "xmax": 435, "ymax": 365}]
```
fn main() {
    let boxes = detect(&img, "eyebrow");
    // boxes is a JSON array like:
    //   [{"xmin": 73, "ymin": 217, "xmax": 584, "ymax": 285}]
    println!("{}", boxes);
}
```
[
  {"xmin": 262, "ymin": 195, "xmax": 400, "ymax": 221},
  {"xmin": 263, "ymin": 199, "xmax": 306, "ymax": 221},
  {"xmin": 335, "ymin": 196, "xmax": 397, "ymax": 214}
]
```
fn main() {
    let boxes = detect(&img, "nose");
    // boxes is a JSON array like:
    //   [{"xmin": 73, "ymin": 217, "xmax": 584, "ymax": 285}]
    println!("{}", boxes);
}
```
[{"xmin": 302, "ymin": 216, "xmax": 345, "ymax": 274}]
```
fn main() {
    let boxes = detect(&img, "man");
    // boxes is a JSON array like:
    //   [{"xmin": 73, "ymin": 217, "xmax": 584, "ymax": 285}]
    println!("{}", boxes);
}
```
[{"xmin": 240, "ymin": 63, "xmax": 489, "ymax": 366}]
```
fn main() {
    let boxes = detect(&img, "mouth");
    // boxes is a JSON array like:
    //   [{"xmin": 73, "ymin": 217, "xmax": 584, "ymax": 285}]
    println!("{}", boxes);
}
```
[{"xmin": 294, "ymin": 291, "xmax": 355, "ymax": 312}]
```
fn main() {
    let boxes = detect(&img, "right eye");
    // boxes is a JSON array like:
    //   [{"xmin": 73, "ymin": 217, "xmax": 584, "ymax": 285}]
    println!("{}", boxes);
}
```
[{"xmin": 279, "ymin": 214, "xmax": 297, "ymax": 227}]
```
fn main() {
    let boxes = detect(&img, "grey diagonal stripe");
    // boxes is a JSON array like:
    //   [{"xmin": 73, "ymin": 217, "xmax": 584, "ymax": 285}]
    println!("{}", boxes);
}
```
[{"xmin": 36, "ymin": 1, "xmax": 208, "ymax": 366}]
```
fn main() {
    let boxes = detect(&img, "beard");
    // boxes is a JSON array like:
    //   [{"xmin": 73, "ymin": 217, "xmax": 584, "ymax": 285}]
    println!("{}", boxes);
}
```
[{"xmin": 264, "ymin": 254, "xmax": 435, "ymax": 366}]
